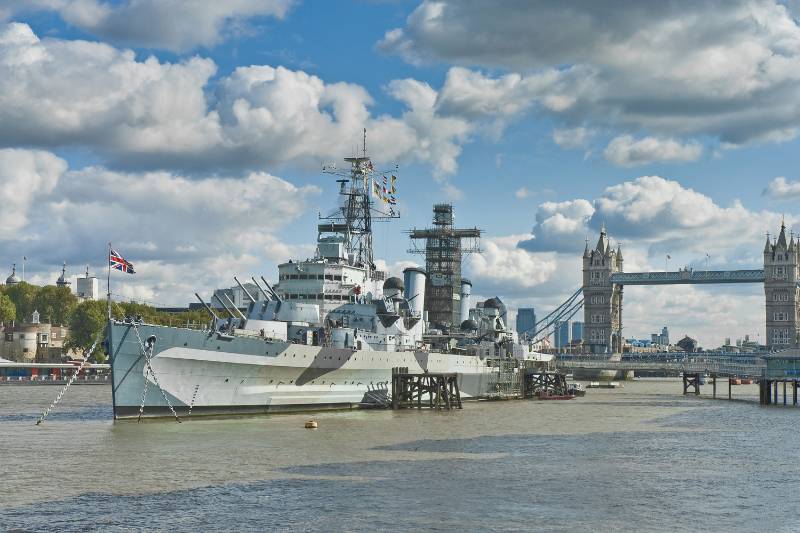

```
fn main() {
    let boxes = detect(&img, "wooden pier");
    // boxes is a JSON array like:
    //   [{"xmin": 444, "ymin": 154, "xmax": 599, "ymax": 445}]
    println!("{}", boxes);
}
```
[
  {"xmin": 759, "ymin": 379, "xmax": 799, "ymax": 406},
  {"xmin": 522, "ymin": 371, "xmax": 568, "ymax": 399},
  {"xmin": 390, "ymin": 367, "xmax": 462, "ymax": 410},
  {"xmin": 682, "ymin": 372, "xmax": 701, "ymax": 395}
]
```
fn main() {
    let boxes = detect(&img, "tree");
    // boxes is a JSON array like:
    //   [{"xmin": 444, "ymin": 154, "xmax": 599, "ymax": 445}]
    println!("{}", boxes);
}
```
[
  {"xmin": 35, "ymin": 285, "xmax": 78, "ymax": 325},
  {"xmin": 5, "ymin": 282, "xmax": 39, "ymax": 323},
  {"xmin": 65, "ymin": 300, "xmax": 121, "ymax": 359},
  {"xmin": 0, "ymin": 292, "xmax": 16, "ymax": 324}
]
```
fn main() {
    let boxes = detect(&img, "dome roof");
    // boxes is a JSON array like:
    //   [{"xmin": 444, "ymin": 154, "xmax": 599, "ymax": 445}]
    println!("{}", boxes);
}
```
[
  {"xmin": 6, "ymin": 265, "xmax": 19, "ymax": 285},
  {"xmin": 56, "ymin": 262, "xmax": 70, "ymax": 287},
  {"xmin": 383, "ymin": 277, "xmax": 404, "ymax": 291},
  {"xmin": 483, "ymin": 297, "xmax": 502, "ymax": 309},
  {"xmin": 460, "ymin": 319, "xmax": 478, "ymax": 331}
]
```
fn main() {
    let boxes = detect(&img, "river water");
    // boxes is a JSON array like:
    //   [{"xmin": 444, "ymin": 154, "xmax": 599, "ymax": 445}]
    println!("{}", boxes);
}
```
[{"xmin": 0, "ymin": 380, "xmax": 798, "ymax": 532}]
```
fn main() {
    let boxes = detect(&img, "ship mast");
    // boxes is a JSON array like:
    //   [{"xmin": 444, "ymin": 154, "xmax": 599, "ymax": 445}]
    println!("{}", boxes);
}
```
[{"xmin": 319, "ymin": 129, "xmax": 399, "ymax": 277}]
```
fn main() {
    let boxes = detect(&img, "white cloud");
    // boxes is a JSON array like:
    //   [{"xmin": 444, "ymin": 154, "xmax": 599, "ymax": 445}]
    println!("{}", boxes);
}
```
[
  {"xmin": 1, "ymin": 0, "xmax": 294, "ymax": 52},
  {"xmin": 439, "ymin": 182, "xmax": 464, "ymax": 200},
  {"xmin": 603, "ymin": 135, "xmax": 702, "ymax": 167},
  {"xmin": 0, "ymin": 149, "xmax": 66, "ymax": 239},
  {"xmin": 552, "ymin": 127, "xmax": 593, "ymax": 149},
  {"xmin": 0, "ymin": 148, "xmax": 319, "ymax": 305},
  {"xmin": 763, "ymin": 176, "xmax": 800, "ymax": 198},
  {"xmin": 467, "ymin": 234, "xmax": 561, "ymax": 291},
  {"xmin": 518, "ymin": 199, "xmax": 595, "ymax": 253},
  {"xmin": 380, "ymin": 1, "xmax": 800, "ymax": 147},
  {"xmin": 0, "ymin": 23, "xmax": 480, "ymax": 177},
  {"xmin": 515, "ymin": 187, "xmax": 533, "ymax": 199}
]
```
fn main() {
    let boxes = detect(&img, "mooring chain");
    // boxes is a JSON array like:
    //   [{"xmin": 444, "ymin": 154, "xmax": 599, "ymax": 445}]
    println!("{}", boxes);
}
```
[
  {"xmin": 36, "ymin": 338, "xmax": 100, "ymax": 426},
  {"xmin": 132, "ymin": 324, "xmax": 181, "ymax": 423},
  {"xmin": 187, "ymin": 384, "xmax": 199, "ymax": 416},
  {"xmin": 137, "ymin": 368, "xmax": 150, "ymax": 423}
]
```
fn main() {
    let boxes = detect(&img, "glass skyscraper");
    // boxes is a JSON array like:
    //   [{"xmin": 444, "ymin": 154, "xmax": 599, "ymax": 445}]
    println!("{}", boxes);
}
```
[{"xmin": 516, "ymin": 307, "xmax": 536, "ymax": 337}]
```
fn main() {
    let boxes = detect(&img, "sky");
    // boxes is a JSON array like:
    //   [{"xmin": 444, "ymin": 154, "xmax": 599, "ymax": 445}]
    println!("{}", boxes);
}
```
[{"xmin": 3, "ymin": 0, "xmax": 800, "ymax": 347}]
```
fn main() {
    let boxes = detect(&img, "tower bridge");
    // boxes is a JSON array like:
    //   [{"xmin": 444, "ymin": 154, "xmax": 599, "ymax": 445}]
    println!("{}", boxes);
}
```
[{"xmin": 581, "ymin": 221, "xmax": 797, "ymax": 354}]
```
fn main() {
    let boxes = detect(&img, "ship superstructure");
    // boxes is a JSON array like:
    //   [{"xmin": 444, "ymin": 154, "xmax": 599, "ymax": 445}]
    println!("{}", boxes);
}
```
[{"xmin": 107, "ymin": 143, "xmax": 549, "ymax": 419}]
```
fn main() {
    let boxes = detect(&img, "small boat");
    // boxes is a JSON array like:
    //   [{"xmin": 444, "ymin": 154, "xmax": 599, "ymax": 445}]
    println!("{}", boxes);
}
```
[
  {"xmin": 587, "ymin": 381, "xmax": 601, "ymax": 388},
  {"xmin": 567, "ymin": 383, "xmax": 586, "ymax": 397},
  {"xmin": 304, "ymin": 420, "xmax": 318, "ymax": 429}
]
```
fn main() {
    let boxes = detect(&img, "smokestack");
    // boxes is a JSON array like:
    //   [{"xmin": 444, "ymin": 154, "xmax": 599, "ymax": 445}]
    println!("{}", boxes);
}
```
[
  {"xmin": 403, "ymin": 267, "xmax": 427, "ymax": 317},
  {"xmin": 459, "ymin": 278, "xmax": 472, "ymax": 323}
]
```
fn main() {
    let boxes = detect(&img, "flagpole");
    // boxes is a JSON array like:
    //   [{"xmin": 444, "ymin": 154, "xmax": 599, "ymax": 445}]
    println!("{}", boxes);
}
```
[{"xmin": 107, "ymin": 242, "xmax": 112, "ymax": 320}]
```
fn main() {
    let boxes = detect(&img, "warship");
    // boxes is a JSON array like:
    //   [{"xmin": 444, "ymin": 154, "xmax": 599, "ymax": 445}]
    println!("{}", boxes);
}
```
[{"xmin": 108, "ymin": 145, "xmax": 547, "ymax": 418}]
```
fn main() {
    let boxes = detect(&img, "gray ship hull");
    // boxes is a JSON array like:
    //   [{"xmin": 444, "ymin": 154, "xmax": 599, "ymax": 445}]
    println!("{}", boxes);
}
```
[{"xmin": 109, "ymin": 322, "xmax": 500, "ymax": 419}]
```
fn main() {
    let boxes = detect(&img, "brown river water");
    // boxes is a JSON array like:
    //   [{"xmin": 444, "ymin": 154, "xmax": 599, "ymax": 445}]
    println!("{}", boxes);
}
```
[{"xmin": 0, "ymin": 379, "xmax": 797, "ymax": 532}]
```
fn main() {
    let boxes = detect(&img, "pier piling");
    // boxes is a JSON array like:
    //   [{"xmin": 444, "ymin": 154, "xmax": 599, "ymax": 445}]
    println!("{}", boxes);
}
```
[
  {"xmin": 391, "ymin": 367, "xmax": 462, "ymax": 410},
  {"xmin": 682, "ymin": 373, "xmax": 700, "ymax": 395}
]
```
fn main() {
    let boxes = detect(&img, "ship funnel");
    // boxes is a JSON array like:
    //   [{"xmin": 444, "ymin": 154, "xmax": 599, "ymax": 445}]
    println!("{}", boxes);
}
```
[
  {"xmin": 403, "ymin": 267, "xmax": 426, "ymax": 317},
  {"xmin": 459, "ymin": 278, "xmax": 472, "ymax": 324}
]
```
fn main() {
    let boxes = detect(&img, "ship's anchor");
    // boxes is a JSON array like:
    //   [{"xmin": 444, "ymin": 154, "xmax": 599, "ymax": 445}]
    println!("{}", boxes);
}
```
[
  {"xmin": 132, "ymin": 324, "xmax": 181, "ymax": 423},
  {"xmin": 35, "ymin": 337, "xmax": 100, "ymax": 426}
]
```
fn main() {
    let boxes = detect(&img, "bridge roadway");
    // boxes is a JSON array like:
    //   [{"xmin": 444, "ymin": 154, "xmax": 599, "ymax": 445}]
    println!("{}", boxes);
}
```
[
  {"xmin": 556, "ymin": 353, "xmax": 766, "ymax": 378},
  {"xmin": 609, "ymin": 269, "xmax": 764, "ymax": 285}
]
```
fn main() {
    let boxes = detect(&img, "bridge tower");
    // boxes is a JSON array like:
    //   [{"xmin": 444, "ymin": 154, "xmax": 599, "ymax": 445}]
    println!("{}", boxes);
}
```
[
  {"xmin": 764, "ymin": 222, "xmax": 800, "ymax": 350},
  {"xmin": 582, "ymin": 226, "xmax": 623, "ymax": 354}
]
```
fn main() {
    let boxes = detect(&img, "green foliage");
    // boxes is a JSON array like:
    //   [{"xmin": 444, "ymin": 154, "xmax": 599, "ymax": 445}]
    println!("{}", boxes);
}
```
[
  {"xmin": 65, "ymin": 299, "xmax": 211, "ymax": 359},
  {"xmin": 117, "ymin": 302, "xmax": 210, "ymax": 328},
  {"xmin": 5, "ymin": 282, "xmax": 39, "ymax": 323},
  {"xmin": 35, "ymin": 285, "xmax": 78, "ymax": 325},
  {"xmin": 0, "ymin": 292, "xmax": 15, "ymax": 323},
  {"xmin": 65, "ymin": 300, "xmax": 121, "ymax": 358}
]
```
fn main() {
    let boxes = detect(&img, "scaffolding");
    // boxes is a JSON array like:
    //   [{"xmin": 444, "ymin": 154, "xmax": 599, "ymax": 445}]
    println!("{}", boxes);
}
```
[{"xmin": 408, "ymin": 204, "xmax": 481, "ymax": 326}]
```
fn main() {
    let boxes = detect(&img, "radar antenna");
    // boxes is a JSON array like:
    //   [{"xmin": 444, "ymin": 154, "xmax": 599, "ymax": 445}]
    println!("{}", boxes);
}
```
[{"xmin": 319, "ymin": 130, "xmax": 400, "ymax": 277}]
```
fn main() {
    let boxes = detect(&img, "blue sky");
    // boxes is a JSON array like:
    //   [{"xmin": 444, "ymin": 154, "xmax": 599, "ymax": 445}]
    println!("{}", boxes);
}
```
[{"xmin": 3, "ymin": 0, "xmax": 800, "ymax": 346}]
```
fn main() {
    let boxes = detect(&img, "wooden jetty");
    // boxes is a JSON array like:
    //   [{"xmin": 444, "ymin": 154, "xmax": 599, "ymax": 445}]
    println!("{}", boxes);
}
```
[
  {"xmin": 390, "ymin": 367, "xmax": 462, "ymax": 410},
  {"xmin": 759, "ymin": 378, "xmax": 799, "ymax": 406},
  {"xmin": 522, "ymin": 370, "xmax": 568, "ymax": 399}
]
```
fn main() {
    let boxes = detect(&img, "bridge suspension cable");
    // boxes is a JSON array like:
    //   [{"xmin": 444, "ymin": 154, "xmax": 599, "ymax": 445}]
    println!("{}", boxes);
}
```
[
  {"xmin": 529, "ymin": 297, "xmax": 584, "ymax": 344},
  {"xmin": 518, "ymin": 287, "xmax": 584, "ymax": 343}
]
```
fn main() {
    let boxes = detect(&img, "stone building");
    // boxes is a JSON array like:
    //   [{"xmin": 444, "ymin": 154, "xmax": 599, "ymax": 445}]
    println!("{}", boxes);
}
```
[
  {"xmin": 763, "ymin": 221, "xmax": 800, "ymax": 350},
  {"xmin": 1, "ymin": 310, "xmax": 68, "ymax": 363},
  {"xmin": 582, "ymin": 226, "xmax": 624, "ymax": 354}
]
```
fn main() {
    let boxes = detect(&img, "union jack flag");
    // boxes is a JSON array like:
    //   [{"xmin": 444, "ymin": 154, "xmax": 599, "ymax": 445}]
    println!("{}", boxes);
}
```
[{"xmin": 109, "ymin": 249, "xmax": 135, "ymax": 274}]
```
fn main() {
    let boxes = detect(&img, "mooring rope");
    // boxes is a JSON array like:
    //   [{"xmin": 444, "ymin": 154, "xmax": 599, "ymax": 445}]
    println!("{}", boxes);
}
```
[{"xmin": 36, "ymin": 338, "xmax": 100, "ymax": 426}]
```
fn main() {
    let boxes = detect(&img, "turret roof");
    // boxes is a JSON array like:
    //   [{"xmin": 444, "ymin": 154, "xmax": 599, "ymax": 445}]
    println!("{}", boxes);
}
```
[
  {"xmin": 5, "ymin": 264, "xmax": 19, "ymax": 285},
  {"xmin": 595, "ymin": 224, "xmax": 609, "ymax": 254},
  {"xmin": 777, "ymin": 221, "xmax": 788, "ymax": 249},
  {"xmin": 56, "ymin": 261, "xmax": 70, "ymax": 286}
]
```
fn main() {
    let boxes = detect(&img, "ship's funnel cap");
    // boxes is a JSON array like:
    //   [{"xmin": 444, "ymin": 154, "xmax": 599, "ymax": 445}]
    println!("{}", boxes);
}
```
[
  {"xmin": 460, "ymin": 319, "xmax": 478, "ymax": 331},
  {"xmin": 383, "ymin": 277, "xmax": 404, "ymax": 291}
]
